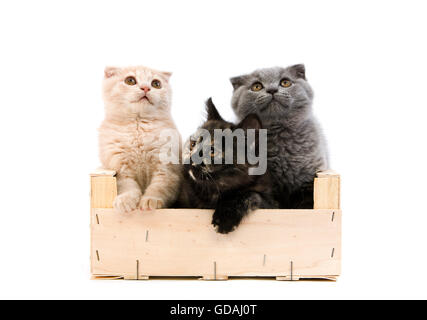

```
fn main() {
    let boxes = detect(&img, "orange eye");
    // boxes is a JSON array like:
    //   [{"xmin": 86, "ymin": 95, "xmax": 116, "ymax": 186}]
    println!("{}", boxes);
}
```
[
  {"xmin": 190, "ymin": 141, "xmax": 196, "ymax": 149},
  {"xmin": 151, "ymin": 79, "xmax": 162, "ymax": 89},
  {"xmin": 280, "ymin": 79, "xmax": 292, "ymax": 88},
  {"xmin": 251, "ymin": 82, "xmax": 263, "ymax": 92},
  {"xmin": 124, "ymin": 76, "xmax": 137, "ymax": 85}
]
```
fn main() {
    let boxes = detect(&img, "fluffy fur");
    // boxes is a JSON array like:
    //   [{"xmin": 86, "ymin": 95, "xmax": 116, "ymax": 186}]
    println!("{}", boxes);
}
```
[
  {"xmin": 231, "ymin": 65, "xmax": 329, "ymax": 208},
  {"xmin": 177, "ymin": 99, "xmax": 278, "ymax": 233},
  {"xmin": 99, "ymin": 65, "xmax": 182, "ymax": 213}
]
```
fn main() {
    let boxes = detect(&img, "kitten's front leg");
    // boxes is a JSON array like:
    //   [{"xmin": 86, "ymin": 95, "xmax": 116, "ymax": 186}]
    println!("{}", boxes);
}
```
[
  {"xmin": 140, "ymin": 164, "xmax": 181, "ymax": 210},
  {"xmin": 212, "ymin": 192, "xmax": 262, "ymax": 234},
  {"xmin": 114, "ymin": 177, "xmax": 142, "ymax": 214}
]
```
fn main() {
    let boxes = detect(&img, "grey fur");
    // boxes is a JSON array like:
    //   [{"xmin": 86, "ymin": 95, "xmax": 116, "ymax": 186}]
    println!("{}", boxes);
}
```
[{"xmin": 231, "ymin": 64, "xmax": 329, "ymax": 207}]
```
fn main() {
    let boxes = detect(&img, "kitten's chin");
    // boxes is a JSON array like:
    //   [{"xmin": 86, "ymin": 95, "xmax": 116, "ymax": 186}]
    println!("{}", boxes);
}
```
[
  {"xmin": 258, "ymin": 100, "xmax": 289, "ymax": 117},
  {"xmin": 271, "ymin": 99, "xmax": 289, "ymax": 109},
  {"xmin": 132, "ymin": 96, "xmax": 152, "ymax": 104}
]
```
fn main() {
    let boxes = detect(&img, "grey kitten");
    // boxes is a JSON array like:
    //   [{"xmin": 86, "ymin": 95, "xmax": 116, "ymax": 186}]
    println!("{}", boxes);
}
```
[{"xmin": 231, "ymin": 64, "xmax": 329, "ymax": 208}]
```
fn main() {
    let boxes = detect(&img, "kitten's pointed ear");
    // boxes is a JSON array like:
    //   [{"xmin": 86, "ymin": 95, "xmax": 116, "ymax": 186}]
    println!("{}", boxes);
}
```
[
  {"xmin": 237, "ymin": 113, "xmax": 262, "ymax": 130},
  {"xmin": 289, "ymin": 64, "xmax": 306, "ymax": 80},
  {"xmin": 104, "ymin": 66, "xmax": 119, "ymax": 78},
  {"xmin": 230, "ymin": 75, "xmax": 247, "ymax": 90},
  {"xmin": 205, "ymin": 98, "xmax": 224, "ymax": 121}
]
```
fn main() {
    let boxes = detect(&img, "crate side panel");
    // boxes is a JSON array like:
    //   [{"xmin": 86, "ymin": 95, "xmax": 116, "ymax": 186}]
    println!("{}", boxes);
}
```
[{"xmin": 91, "ymin": 209, "xmax": 341, "ymax": 278}]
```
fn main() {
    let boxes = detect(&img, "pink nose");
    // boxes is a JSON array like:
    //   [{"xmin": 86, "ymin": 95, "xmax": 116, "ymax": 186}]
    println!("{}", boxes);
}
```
[{"xmin": 141, "ymin": 86, "xmax": 151, "ymax": 93}]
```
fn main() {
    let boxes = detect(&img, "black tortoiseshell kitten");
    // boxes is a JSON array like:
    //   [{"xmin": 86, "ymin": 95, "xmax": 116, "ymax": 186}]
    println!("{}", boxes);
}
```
[{"xmin": 177, "ymin": 98, "xmax": 278, "ymax": 234}]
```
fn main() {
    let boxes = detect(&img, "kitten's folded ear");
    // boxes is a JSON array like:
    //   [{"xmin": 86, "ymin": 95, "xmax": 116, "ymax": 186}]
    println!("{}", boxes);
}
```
[
  {"xmin": 237, "ymin": 113, "xmax": 262, "ymax": 130},
  {"xmin": 289, "ymin": 64, "xmax": 306, "ymax": 80},
  {"xmin": 104, "ymin": 66, "xmax": 119, "ymax": 78},
  {"xmin": 161, "ymin": 71, "xmax": 172, "ymax": 81},
  {"xmin": 205, "ymin": 98, "xmax": 224, "ymax": 121},
  {"xmin": 230, "ymin": 75, "xmax": 247, "ymax": 90}
]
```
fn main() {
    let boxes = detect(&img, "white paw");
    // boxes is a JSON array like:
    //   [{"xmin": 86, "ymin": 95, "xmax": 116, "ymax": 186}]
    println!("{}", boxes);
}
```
[
  {"xmin": 113, "ymin": 191, "xmax": 141, "ymax": 214},
  {"xmin": 139, "ymin": 196, "xmax": 164, "ymax": 211}
]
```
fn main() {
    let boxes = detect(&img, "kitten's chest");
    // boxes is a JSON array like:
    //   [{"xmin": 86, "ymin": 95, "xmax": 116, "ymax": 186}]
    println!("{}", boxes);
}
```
[
  {"xmin": 186, "ymin": 181, "xmax": 220, "ymax": 209},
  {"xmin": 267, "ymin": 129, "xmax": 310, "ymax": 159},
  {"xmin": 122, "ymin": 122, "xmax": 157, "ymax": 158},
  {"xmin": 267, "ymin": 128, "xmax": 316, "ymax": 186},
  {"xmin": 106, "ymin": 121, "xmax": 162, "ymax": 173}
]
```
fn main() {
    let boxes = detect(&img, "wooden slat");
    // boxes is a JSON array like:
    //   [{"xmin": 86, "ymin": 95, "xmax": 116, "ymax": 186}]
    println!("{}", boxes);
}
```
[
  {"xmin": 276, "ymin": 275, "xmax": 337, "ymax": 281},
  {"xmin": 90, "ymin": 169, "xmax": 117, "ymax": 177},
  {"xmin": 201, "ymin": 275, "xmax": 229, "ymax": 281},
  {"xmin": 90, "ymin": 176, "xmax": 117, "ymax": 209},
  {"xmin": 276, "ymin": 276, "xmax": 300, "ymax": 281},
  {"xmin": 314, "ymin": 172, "xmax": 341, "ymax": 209},
  {"xmin": 316, "ymin": 170, "xmax": 339, "ymax": 178},
  {"xmin": 91, "ymin": 208, "xmax": 341, "ymax": 279}
]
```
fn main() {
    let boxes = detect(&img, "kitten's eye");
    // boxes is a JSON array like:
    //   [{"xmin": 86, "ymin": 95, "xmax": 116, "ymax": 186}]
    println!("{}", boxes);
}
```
[
  {"xmin": 251, "ymin": 82, "xmax": 263, "ymax": 92},
  {"xmin": 151, "ymin": 79, "xmax": 162, "ymax": 89},
  {"xmin": 190, "ymin": 141, "xmax": 196, "ymax": 149},
  {"xmin": 280, "ymin": 79, "xmax": 292, "ymax": 88},
  {"xmin": 124, "ymin": 76, "xmax": 137, "ymax": 86}
]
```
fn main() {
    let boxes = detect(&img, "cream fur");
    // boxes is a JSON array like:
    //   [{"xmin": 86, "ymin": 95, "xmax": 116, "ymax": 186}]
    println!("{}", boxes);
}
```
[{"xmin": 99, "ymin": 65, "xmax": 182, "ymax": 213}]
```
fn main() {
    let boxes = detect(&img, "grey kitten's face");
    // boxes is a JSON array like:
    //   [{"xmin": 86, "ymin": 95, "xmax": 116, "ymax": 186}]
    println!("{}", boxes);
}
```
[{"xmin": 231, "ymin": 65, "xmax": 314, "ymax": 122}]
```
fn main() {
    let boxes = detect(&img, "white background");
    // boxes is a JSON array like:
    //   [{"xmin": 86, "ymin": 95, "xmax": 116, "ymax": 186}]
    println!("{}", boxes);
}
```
[{"xmin": 0, "ymin": 0, "xmax": 426, "ymax": 300}]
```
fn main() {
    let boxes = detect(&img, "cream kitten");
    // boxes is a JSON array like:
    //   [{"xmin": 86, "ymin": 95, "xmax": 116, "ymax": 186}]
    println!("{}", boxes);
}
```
[{"xmin": 99, "ymin": 65, "xmax": 182, "ymax": 213}]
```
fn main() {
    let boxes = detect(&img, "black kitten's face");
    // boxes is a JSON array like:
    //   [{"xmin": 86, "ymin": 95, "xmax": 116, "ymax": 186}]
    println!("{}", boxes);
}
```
[
  {"xmin": 183, "ymin": 99, "xmax": 262, "ymax": 192},
  {"xmin": 184, "ymin": 119, "xmax": 249, "ymax": 190}
]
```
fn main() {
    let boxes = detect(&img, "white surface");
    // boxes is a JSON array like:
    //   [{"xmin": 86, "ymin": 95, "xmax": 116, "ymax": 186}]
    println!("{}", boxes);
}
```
[{"xmin": 0, "ymin": 0, "xmax": 426, "ymax": 300}]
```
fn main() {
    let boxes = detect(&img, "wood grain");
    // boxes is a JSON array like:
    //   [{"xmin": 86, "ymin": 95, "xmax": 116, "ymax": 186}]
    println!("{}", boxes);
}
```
[
  {"xmin": 91, "ymin": 208, "xmax": 341, "ymax": 280},
  {"xmin": 90, "ymin": 176, "xmax": 117, "ymax": 209},
  {"xmin": 90, "ymin": 169, "xmax": 342, "ymax": 280},
  {"xmin": 90, "ymin": 169, "xmax": 117, "ymax": 177},
  {"xmin": 314, "ymin": 172, "xmax": 341, "ymax": 209}
]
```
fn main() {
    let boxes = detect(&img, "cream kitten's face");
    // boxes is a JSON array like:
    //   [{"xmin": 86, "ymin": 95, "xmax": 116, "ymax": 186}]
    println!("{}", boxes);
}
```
[{"xmin": 103, "ymin": 66, "xmax": 172, "ymax": 119}]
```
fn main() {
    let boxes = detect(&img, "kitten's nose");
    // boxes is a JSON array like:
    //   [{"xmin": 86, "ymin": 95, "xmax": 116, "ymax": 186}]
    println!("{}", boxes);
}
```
[
  {"xmin": 140, "ymin": 86, "xmax": 151, "ymax": 93},
  {"xmin": 267, "ymin": 88, "xmax": 278, "ymax": 94}
]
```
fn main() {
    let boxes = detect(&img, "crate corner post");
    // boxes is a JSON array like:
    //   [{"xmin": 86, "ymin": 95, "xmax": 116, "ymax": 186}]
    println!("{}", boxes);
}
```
[
  {"xmin": 90, "ymin": 169, "xmax": 117, "ymax": 279},
  {"xmin": 90, "ymin": 169, "xmax": 118, "ymax": 209},
  {"xmin": 314, "ymin": 170, "xmax": 341, "ymax": 210}
]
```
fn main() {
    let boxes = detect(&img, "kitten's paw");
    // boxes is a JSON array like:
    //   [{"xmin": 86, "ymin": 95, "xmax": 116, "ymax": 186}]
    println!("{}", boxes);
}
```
[
  {"xmin": 113, "ymin": 191, "xmax": 141, "ymax": 214},
  {"xmin": 212, "ymin": 208, "xmax": 241, "ymax": 234},
  {"xmin": 139, "ymin": 196, "xmax": 164, "ymax": 211}
]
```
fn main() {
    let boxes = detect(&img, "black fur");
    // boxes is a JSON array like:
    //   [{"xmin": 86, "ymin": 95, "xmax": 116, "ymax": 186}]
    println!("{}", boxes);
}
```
[{"xmin": 176, "ymin": 98, "xmax": 278, "ymax": 234}]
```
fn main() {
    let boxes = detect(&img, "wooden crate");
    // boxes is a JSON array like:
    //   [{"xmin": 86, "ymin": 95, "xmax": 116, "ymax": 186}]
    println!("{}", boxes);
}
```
[{"xmin": 90, "ymin": 169, "xmax": 341, "ymax": 281}]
